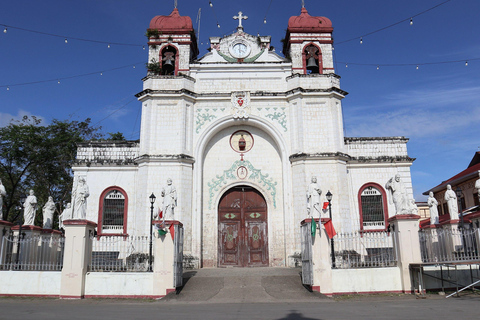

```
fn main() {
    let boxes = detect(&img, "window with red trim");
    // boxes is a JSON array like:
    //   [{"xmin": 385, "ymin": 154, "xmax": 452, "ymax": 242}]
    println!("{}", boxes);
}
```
[
  {"xmin": 358, "ymin": 183, "xmax": 388, "ymax": 231},
  {"xmin": 98, "ymin": 187, "xmax": 128, "ymax": 235}
]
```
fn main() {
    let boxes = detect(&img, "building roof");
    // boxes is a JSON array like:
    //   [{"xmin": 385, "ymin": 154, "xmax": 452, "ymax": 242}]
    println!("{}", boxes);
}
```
[
  {"xmin": 287, "ymin": 7, "xmax": 333, "ymax": 33},
  {"xmin": 149, "ymin": 8, "xmax": 193, "ymax": 33},
  {"xmin": 423, "ymin": 152, "xmax": 480, "ymax": 195}
]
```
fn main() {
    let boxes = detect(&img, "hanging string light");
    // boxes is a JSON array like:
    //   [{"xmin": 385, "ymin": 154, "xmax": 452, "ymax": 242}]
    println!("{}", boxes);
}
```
[
  {"xmin": 3, "ymin": 27, "xmax": 6, "ymax": 33},
  {"xmin": 465, "ymin": 61, "xmax": 468, "ymax": 66},
  {"xmin": 57, "ymin": 80, "xmax": 60, "ymax": 84},
  {"xmin": 416, "ymin": 65, "xmax": 419, "ymax": 70},
  {"xmin": 376, "ymin": 65, "xmax": 379, "ymax": 70},
  {"xmin": 360, "ymin": 37, "xmax": 363, "ymax": 44},
  {"xmin": 336, "ymin": 0, "xmax": 453, "ymax": 45},
  {"xmin": 209, "ymin": 1, "xmax": 221, "ymax": 29},
  {"xmin": 264, "ymin": 18, "xmax": 267, "ymax": 24},
  {"xmin": 64, "ymin": 38, "xmax": 68, "ymax": 44},
  {"xmin": 6, "ymin": 86, "xmax": 9, "ymax": 91},
  {"xmin": 345, "ymin": 63, "xmax": 348, "ymax": 68},
  {"xmin": 107, "ymin": 44, "xmax": 111, "ymax": 48},
  {"xmin": 217, "ymin": 23, "xmax": 220, "ymax": 28},
  {"xmin": 209, "ymin": 1, "xmax": 213, "ymax": 7}
]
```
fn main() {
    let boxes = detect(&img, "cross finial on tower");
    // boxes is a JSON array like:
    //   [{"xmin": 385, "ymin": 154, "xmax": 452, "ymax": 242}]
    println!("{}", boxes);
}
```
[
  {"xmin": 302, "ymin": 0, "xmax": 305, "ymax": 8},
  {"xmin": 174, "ymin": 0, "xmax": 177, "ymax": 8},
  {"xmin": 233, "ymin": 11, "xmax": 248, "ymax": 30}
]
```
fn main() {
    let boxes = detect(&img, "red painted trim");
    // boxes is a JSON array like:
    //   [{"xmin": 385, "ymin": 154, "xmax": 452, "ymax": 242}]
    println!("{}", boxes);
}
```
[
  {"xmin": 439, "ymin": 219, "xmax": 460, "ymax": 226},
  {"xmin": 60, "ymin": 295, "xmax": 83, "ymax": 299},
  {"xmin": 302, "ymin": 43, "xmax": 323, "ymax": 75},
  {"xmin": 289, "ymin": 39, "xmax": 333, "ymax": 45},
  {"xmin": 1, "ymin": 294, "xmax": 59, "ymax": 298},
  {"xmin": 320, "ymin": 218, "xmax": 330, "ymax": 224},
  {"xmin": 41, "ymin": 229, "xmax": 63, "ymax": 235},
  {"xmin": 0, "ymin": 220, "xmax": 14, "ymax": 227},
  {"xmin": 11, "ymin": 225, "xmax": 42, "ymax": 231},
  {"xmin": 358, "ymin": 183, "xmax": 389, "ymax": 232},
  {"xmin": 311, "ymin": 286, "xmax": 320, "ymax": 292},
  {"xmin": 84, "ymin": 295, "xmax": 165, "ymax": 299},
  {"xmin": 97, "ymin": 186, "xmax": 128, "ymax": 236},
  {"xmin": 166, "ymin": 288, "xmax": 176, "ymax": 294},
  {"xmin": 387, "ymin": 214, "xmax": 421, "ymax": 222},
  {"xmin": 301, "ymin": 218, "xmax": 321, "ymax": 225},
  {"xmin": 63, "ymin": 219, "xmax": 97, "ymax": 227},
  {"xmin": 153, "ymin": 220, "xmax": 183, "ymax": 227}
]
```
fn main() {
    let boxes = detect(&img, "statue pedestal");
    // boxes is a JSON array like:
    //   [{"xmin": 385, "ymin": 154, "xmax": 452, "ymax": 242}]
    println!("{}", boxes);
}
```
[
  {"xmin": 301, "ymin": 218, "xmax": 333, "ymax": 296},
  {"xmin": 388, "ymin": 214, "xmax": 421, "ymax": 293},
  {"xmin": 152, "ymin": 220, "xmax": 182, "ymax": 297},
  {"xmin": 60, "ymin": 220, "xmax": 96, "ymax": 299},
  {"xmin": 440, "ymin": 220, "xmax": 462, "ymax": 258}
]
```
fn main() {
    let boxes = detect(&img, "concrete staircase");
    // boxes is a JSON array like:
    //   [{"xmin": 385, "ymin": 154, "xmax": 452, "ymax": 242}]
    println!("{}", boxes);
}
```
[{"xmin": 161, "ymin": 267, "xmax": 329, "ymax": 304}]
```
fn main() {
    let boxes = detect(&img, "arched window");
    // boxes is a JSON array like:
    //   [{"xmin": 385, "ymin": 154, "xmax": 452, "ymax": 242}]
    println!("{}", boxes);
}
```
[
  {"xmin": 358, "ymin": 183, "xmax": 388, "ymax": 231},
  {"xmin": 98, "ymin": 187, "xmax": 128, "ymax": 236}
]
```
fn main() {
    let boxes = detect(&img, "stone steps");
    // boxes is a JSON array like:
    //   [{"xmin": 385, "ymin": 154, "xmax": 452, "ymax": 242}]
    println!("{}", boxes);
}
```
[{"xmin": 161, "ymin": 267, "xmax": 329, "ymax": 304}]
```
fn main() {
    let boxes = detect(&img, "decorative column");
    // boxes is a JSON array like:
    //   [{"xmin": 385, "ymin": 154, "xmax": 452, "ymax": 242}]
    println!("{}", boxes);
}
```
[
  {"xmin": 388, "ymin": 214, "xmax": 422, "ymax": 293},
  {"xmin": 303, "ymin": 218, "xmax": 333, "ymax": 296},
  {"xmin": 60, "ymin": 220, "xmax": 96, "ymax": 299},
  {"xmin": 152, "ymin": 220, "xmax": 182, "ymax": 297}
]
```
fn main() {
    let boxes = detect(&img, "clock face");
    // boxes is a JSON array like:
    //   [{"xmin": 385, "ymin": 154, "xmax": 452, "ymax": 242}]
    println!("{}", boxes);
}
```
[{"xmin": 230, "ymin": 42, "xmax": 250, "ymax": 58}]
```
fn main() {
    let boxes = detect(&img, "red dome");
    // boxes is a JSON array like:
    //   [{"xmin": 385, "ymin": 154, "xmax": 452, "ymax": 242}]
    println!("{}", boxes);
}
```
[
  {"xmin": 288, "ymin": 8, "xmax": 332, "ymax": 33},
  {"xmin": 149, "ymin": 8, "xmax": 193, "ymax": 33}
]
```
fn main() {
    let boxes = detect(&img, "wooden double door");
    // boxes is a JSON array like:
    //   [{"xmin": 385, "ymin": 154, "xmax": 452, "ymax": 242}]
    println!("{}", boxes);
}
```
[{"xmin": 218, "ymin": 186, "xmax": 269, "ymax": 267}]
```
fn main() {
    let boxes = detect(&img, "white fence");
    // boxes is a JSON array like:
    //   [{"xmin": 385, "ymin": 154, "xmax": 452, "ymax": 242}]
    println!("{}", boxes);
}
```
[
  {"xmin": 334, "ymin": 231, "xmax": 397, "ymax": 269},
  {"xmin": 89, "ymin": 235, "xmax": 152, "ymax": 272},
  {"xmin": 0, "ymin": 233, "xmax": 64, "ymax": 271},
  {"xmin": 419, "ymin": 227, "xmax": 479, "ymax": 263}
]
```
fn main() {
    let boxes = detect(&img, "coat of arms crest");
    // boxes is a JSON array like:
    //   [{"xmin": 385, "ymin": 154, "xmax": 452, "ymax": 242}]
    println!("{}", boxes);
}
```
[{"xmin": 231, "ymin": 91, "xmax": 250, "ymax": 118}]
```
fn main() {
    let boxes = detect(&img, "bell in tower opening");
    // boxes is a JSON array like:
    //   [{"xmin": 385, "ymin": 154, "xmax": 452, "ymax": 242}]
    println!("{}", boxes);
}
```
[
  {"xmin": 305, "ymin": 45, "xmax": 320, "ymax": 74},
  {"xmin": 161, "ymin": 46, "xmax": 176, "ymax": 75}
]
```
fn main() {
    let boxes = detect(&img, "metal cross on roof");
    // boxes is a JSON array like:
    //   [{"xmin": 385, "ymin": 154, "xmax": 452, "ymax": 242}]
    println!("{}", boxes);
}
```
[{"xmin": 233, "ymin": 11, "xmax": 248, "ymax": 30}]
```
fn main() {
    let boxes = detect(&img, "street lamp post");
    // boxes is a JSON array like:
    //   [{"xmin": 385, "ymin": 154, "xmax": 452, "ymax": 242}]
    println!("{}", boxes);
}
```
[
  {"xmin": 148, "ymin": 193, "xmax": 156, "ymax": 272},
  {"xmin": 326, "ymin": 190, "xmax": 335, "ymax": 268},
  {"xmin": 15, "ymin": 194, "xmax": 27, "ymax": 267}
]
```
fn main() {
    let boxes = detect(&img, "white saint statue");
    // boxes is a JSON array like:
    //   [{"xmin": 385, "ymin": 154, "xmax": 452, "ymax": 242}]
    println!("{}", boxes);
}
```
[
  {"xmin": 161, "ymin": 178, "xmax": 177, "ymax": 220},
  {"xmin": 0, "ymin": 179, "xmax": 6, "ymax": 217},
  {"xmin": 42, "ymin": 196, "xmax": 55, "ymax": 229},
  {"xmin": 385, "ymin": 174, "xmax": 415, "ymax": 215},
  {"xmin": 59, "ymin": 203, "xmax": 72, "ymax": 229},
  {"xmin": 427, "ymin": 192, "xmax": 439, "ymax": 225},
  {"xmin": 71, "ymin": 177, "xmax": 89, "ymax": 220},
  {"xmin": 475, "ymin": 174, "xmax": 480, "ymax": 204},
  {"xmin": 23, "ymin": 189, "xmax": 37, "ymax": 226},
  {"xmin": 444, "ymin": 184, "xmax": 459, "ymax": 220},
  {"xmin": 307, "ymin": 176, "xmax": 322, "ymax": 218}
]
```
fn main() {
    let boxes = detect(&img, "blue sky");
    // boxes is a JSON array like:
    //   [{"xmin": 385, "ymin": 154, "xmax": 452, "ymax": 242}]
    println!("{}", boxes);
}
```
[{"xmin": 1, "ymin": 0, "xmax": 479, "ymax": 200}]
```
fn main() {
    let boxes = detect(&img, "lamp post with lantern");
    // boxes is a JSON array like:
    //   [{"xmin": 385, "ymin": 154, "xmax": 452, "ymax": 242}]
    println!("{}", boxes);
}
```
[
  {"xmin": 148, "ymin": 193, "xmax": 156, "ymax": 272},
  {"xmin": 326, "ymin": 190, "xmax": 335, "ymax": 268}
]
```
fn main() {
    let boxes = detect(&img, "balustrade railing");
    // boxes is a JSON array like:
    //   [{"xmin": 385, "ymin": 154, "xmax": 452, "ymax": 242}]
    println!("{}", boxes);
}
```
[
  {"xmin": 419, "ymin": 227, "xmax": 479, "ymax": 263},
  {"xmin": 0, "ymin": 233, "xmax": 64, "ymax": 271},
  {"xmin": 334, "ymin": 231, "xmax": 397, "ymax": 269},
  {"xmin": 89, "ymin": 235, "xmax": 151, "ymax": 272}
]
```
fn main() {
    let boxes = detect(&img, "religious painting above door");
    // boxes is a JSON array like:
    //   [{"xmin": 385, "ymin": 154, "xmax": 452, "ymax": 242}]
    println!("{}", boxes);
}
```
[{"xmin": 218, "ymin": 186, "xmax": 268, "ymax": 267}]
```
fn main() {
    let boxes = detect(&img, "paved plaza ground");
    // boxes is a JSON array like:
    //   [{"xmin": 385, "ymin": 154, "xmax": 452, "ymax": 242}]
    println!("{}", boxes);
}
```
[{"xmin": 0, "ymin": 293, "xmax": 479, "ymax": 320}]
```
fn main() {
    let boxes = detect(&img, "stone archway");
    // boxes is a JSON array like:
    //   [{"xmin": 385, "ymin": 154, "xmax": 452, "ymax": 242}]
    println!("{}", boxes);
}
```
[{"xmin": 218, "ymin": 186, "xmax": 269, "ymax": 267}]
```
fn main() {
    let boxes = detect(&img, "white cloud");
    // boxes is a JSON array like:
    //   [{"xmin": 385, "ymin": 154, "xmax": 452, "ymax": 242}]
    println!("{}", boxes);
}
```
[{"xmin": 0, "ymin": 110, "xmax": 47, "ymax": 127}]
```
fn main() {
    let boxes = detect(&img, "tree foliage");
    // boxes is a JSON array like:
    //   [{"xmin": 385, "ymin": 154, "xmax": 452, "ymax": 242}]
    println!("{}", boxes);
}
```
[{"xmin": 0, "ymin": 116, "xmax": 101, "ymax": 224}]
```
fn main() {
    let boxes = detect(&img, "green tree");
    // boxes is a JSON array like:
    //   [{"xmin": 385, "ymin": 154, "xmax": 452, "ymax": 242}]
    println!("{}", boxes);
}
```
[
  {"xmin": 0, "ymin": 116, "xmax": 101, "ymax": 225},
  {"xmin": 107, "ymin": 132, "xmax": 126, "ymax": 141}
]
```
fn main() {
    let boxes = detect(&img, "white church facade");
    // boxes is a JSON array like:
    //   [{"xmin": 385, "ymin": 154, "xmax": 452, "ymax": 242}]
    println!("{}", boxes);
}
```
[{"xmin": 72, "ymin": 6, "xmax": 415, "ymax": 268}]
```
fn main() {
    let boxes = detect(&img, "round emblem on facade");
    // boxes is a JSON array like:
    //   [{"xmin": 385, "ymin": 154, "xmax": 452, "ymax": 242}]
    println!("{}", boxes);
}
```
[
  {"xmin": 237, "ymin": 166, "xmax": 248, "ymax": 180},
  {"xmin": 230, "ymin": 130, "xmax": 254, "ymax": 153},
  {"xmin": 229, "ymin": 40, "xmax": 251, "ymax": 59}
]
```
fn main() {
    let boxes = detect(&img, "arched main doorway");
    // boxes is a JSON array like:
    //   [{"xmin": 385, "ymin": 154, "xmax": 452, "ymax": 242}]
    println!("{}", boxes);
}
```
[{"xmin": 218, "ymin": 186, "xmax": 269, "ymax": 267}]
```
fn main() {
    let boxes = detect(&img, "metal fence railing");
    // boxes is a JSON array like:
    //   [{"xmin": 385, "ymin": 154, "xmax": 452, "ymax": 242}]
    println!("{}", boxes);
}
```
[
  {"xmin": 334, "ymin": 231, "xmax": 397, "ymax": 269},
  {"xmin": 89, "ymin": 235, "xmax": 151, "ymax": 272},
  {"xmin": 419, "ymin": 227, "xmax": 479, "ymax": 263},
  {"xmin": 0, "ymin": 233, "xmax": 65, "ymax": 271}
]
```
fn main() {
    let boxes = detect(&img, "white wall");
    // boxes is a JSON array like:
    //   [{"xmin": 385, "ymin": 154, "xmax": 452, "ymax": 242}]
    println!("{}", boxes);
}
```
[
  {"xmin": 332, "ymin": 268, "xmax": 403, "ymax": 294},
  {"xmin": 0, "ymin": 271, "xmax": 61, "ymax": 296},
  {"xmin": 84, "ymin": 273, "xmax": 155, "ymax": 297}
]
